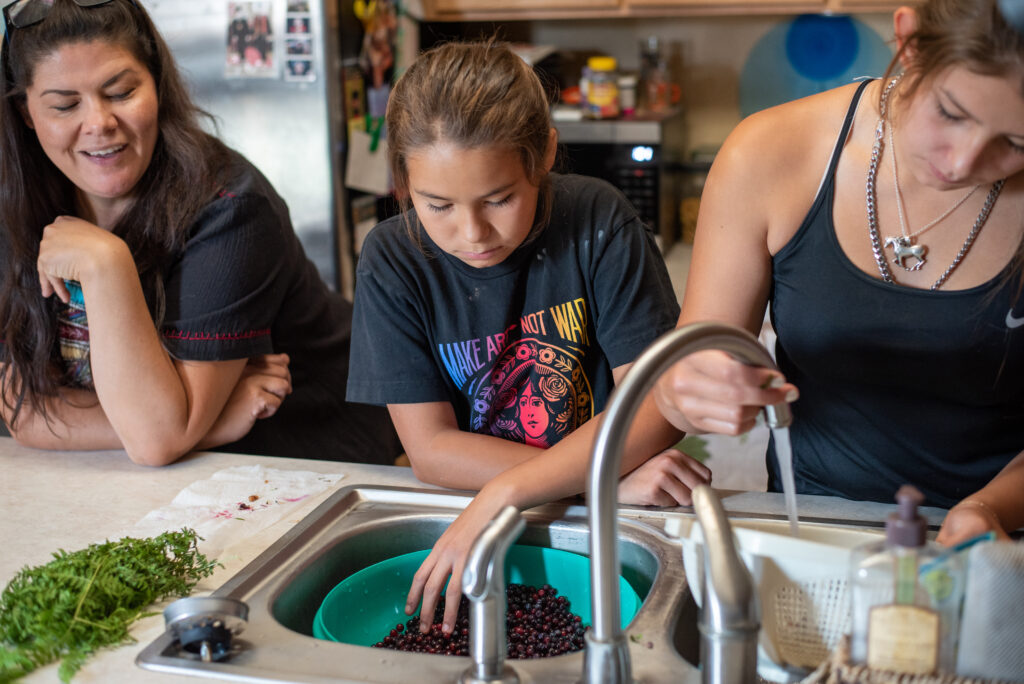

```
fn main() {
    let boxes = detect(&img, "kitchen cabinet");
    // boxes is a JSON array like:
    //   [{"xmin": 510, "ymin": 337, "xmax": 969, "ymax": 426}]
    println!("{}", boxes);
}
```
[
  {"xmin": 653, "ymin": 0, "xmax": 905, "ymax": 7},
  {"xmin": 625, "ymin": 0, "xmax": 822, "ymax": 11},
  {"xmin": 411, "ymin": 0, "xmax": 622, "ymax": 20},
  {"xmin": 412, "ymin": 0, "xmax": 900, "ymax": 20},
  {"xmin": 431, "ymin": 0, "xmax": 618, "ymax": 11},
  {"xmin": 825, "ymin": 0, "xmax": 902, "ymax": 11}
]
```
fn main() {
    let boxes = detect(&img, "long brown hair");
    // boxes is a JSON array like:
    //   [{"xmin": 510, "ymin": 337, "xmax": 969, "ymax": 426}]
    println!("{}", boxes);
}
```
[
  {"xmin": 880, "ymin": 0, "xmax": 1024, "ymax": 299},
  {"xmin": 882, "ymin": 0, "xmax": 1024, "ymax": 102},
  {"xmin": 0, "ymin": 0, "xmax": 232, "ymax": 426},
  {"xmin": 385, "ymin": 40, "xmax": 554, "ymax": 247}
]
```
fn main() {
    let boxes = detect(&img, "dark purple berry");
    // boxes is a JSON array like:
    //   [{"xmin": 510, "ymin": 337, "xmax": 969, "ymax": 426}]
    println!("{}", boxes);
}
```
[{"xmin": 371, "ymin": 582, "xmax": 588, "ymax": 658}]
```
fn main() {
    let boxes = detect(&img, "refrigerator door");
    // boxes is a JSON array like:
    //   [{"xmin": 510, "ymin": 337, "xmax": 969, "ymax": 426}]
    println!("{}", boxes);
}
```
[{"xmin": 147, "ymin": 0, "xmax": 341, "ymax": 288}]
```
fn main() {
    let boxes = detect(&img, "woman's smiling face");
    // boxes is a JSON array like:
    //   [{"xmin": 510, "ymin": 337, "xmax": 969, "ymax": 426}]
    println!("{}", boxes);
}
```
[{"xmin": 23, "ymin": 40, "xmax": 159, "ymax": 221}]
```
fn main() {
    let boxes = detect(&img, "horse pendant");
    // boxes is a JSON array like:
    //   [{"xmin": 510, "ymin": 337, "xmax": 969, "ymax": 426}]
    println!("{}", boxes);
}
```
[{"xmin": 884, "ymin": 236, "xmax": 927, "ymax": 271}]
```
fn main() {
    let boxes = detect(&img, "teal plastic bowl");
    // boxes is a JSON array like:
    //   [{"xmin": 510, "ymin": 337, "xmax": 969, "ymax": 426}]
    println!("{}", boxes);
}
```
[{"xmin": 313, "ymin": 545, "xmax": 642, "ymax": 646}]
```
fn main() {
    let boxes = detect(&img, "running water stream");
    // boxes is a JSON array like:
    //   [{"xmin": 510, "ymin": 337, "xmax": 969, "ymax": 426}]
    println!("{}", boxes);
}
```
[{"xmin": 771, "ymin": 426, "xmax": 800, "ymax": 537}]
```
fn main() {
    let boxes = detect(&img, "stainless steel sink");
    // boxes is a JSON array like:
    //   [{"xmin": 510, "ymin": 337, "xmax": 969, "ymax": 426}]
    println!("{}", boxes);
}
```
[{"xmin": 137, "ymin": 484, "xmax": 703, "ymax": 683}]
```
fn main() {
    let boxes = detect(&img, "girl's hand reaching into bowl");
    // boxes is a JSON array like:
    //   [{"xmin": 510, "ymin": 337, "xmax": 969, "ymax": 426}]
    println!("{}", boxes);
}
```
[{"xmin": 405, "ymin": 489, "xmax": 509, "ymax": 635}]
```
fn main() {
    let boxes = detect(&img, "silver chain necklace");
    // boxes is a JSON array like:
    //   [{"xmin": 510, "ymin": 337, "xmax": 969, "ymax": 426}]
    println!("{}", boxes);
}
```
[
  {"xmin": 888, "ymin": 122, "xmax": 981, "ymax": 271},
  {"xmin": 866, "ymin": 76, "xmax": 1005, "ymax": 290}
]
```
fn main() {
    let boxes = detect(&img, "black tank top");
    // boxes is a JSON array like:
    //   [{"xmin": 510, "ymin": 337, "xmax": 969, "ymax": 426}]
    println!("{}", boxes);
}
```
[{"xmin": 768, "ymin": 79, "xmax": 1024, "ymax": 508}]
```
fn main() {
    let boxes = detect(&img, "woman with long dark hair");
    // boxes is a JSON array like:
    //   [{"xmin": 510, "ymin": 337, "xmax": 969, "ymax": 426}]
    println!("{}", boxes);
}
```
[{"xmin": 0, "ymin": 0, "xmax": 401, "ymax": 465}]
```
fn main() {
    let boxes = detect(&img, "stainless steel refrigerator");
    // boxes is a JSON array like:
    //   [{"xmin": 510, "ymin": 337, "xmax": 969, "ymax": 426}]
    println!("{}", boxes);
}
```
[{"xmin": 147, "ymin": 0, "xmax": 352, "ymax": 293}]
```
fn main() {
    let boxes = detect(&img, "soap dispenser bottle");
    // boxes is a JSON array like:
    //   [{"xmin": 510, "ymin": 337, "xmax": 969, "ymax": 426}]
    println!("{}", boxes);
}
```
[{"xmin": 849, "ymin": 485, "xmax": 964, "ymax": 675}]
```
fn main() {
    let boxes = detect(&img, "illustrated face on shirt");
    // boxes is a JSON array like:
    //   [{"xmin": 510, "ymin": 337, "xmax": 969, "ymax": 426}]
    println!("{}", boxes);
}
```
[
  {"xmin": 471, "ymin": 342, "xmax": 585, "ymax": 448},
  {"xmin": 517, "ymin": 382, "xmax": 550, "ymax": 444},
  {"xmin": 405, "ymin": 140, "xmax": 540, "ymax": 268}
]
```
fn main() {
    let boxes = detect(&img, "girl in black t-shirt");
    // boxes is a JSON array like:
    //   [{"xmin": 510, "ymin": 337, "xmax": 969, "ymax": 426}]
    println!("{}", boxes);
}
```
[{"xmin": 348, "ymin": 40, "xmax": 709, "ymax": 636}]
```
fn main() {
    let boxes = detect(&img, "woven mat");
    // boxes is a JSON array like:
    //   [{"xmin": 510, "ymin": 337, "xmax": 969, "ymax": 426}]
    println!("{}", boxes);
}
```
[{"xmin": 800, "ymin": 637, "xmax": 1010, "ymax": 684}]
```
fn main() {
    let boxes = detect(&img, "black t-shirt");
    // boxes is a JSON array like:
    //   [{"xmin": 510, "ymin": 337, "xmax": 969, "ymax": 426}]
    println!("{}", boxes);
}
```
[
  {"xmin": 1, "ymin": 150, "xmax": 401, "ymax": 464},
  {"xmin": 347, "ymin": 173, "xmax": 679, "ymax": 446}
]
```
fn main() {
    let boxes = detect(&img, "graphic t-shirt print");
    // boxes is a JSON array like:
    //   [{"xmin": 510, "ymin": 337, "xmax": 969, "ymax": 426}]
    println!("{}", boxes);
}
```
[
  {"xmin": 473, "ymin": 339, "xmax": 591, "ymax": 446},
  {"xmin": 437, "ymin": 297, "xmax": 595, "ymax": 448}
]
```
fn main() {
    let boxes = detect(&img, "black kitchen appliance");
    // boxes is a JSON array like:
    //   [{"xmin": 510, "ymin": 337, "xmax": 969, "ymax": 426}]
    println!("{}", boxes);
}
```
[{"xmin": 554, "ymin": 109, "xmax": 686, "ymax": 250}]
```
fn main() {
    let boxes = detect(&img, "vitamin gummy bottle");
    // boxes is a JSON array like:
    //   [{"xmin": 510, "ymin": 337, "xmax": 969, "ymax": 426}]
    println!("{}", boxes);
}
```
[{"xmin": 584, "ymin": 56, "xmax": 619, "ymax": 120}]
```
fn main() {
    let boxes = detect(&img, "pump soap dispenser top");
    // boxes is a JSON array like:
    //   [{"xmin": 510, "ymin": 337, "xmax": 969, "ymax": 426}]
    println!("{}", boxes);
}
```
[{"xmin": 849, "ymin": 485, "xmax": 964, "ymax": 676}]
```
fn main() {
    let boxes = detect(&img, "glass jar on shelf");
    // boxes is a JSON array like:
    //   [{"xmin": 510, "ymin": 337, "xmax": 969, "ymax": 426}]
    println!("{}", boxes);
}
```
[
  {"xmin": 584, "ymin": 56, "xmax": 619, "ymax": 120},
  {"xmin": 617, "ymin": 73, "xmax": 637, "ymax": 118}
]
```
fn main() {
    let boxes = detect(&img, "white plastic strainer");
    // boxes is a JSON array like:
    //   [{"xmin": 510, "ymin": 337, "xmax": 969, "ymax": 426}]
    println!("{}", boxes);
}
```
[{"xmin": 664, "ymin": 516, "xmax": 884, "ymax": 680}]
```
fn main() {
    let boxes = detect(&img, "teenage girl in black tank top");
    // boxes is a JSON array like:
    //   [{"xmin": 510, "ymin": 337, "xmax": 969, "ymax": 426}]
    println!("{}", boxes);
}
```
[{"xmin": 653, "ymin": 0, "xmax": 1024, "ymax": 545}]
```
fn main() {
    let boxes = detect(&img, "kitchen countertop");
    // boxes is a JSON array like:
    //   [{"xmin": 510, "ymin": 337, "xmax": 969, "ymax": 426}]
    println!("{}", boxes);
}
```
[{"xmin": 0, "ymin": 436, "xmax": 951, "ymax": 683}]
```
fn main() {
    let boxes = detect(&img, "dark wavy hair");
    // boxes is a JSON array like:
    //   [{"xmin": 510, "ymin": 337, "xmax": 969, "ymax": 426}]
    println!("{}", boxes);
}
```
[
  {"xmin": 385, "ymin": 39, "xmax": 555, "ymax": 248},
  {"xmin": 0, "ymin": 0, "xmax": 232, "ymax": 427}
]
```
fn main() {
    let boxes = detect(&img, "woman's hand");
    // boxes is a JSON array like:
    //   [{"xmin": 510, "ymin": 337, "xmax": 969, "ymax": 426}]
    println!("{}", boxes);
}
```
[
  {"xmin": 617, "ymin": 447, "xmax": 712, "ymax": 506},
  {"xmin": 653, "ymin": 349, "xmax": 798, "ymax": 435},
  {"xmin": 405, "ymin": 490, "xmax": 508, "ymax": 636},
  {"xmin": 36, "ymin": 216, "xmax": 129, "ymax": 302},
  {"xmin": 198, "ymin": 354, "xmax": 292, "ymax": 449},
  {"xmin": 937, "ymin": 499, "xmax": 1010, "ymax": 546},
  {"xmin": 237, "ymin": 353, "xmax": 292, "ymax": 420}
]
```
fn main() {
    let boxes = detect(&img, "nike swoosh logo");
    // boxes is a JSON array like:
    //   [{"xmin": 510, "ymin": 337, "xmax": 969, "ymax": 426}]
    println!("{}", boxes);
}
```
[{"xmin": 1006, "ymin": 309, "xmax": 1024, "ymax": 329}]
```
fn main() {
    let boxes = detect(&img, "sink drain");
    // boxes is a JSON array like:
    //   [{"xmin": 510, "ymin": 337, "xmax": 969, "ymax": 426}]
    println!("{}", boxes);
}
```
[{"xmin": 164, "ymin": 596, "xmax": 249, "ymax": 662}]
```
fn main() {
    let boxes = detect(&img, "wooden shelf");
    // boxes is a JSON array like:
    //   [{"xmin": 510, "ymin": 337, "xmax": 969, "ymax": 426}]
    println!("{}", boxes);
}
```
[{"xmin": 411, "ymin": 0, "xmax": 899, "ymax": 20}]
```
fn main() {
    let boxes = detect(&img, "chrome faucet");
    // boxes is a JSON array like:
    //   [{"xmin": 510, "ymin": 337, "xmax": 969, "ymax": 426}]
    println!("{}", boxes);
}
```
[
  {"xmin": 692, "ymin": 485, "xmax": 759, "ymax": 684},
  {"xmin": 459, "ymin": 505, "xmax": 525, "ymax": 684},
  {"xmin": 583, "ymin": 321, "xmax": 792, "ymax": 684}
]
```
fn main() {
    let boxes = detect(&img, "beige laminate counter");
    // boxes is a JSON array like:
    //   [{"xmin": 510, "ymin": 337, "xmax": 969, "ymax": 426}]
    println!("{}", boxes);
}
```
[
  {"xmin": 0, "ymin": 437, "xmax": 436, "ymax": 684},
  {"xmin": 0, "ymin": 437, "xmax": 949, "ymax": 684}
]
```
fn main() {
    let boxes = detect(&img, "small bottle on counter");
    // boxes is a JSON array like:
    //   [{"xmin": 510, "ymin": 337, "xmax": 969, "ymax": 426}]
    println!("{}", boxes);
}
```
[
  {"xmin": 617, "ymin": 73, "xmax": 637, "ymax": 118},
  {"xmin": 639, "ymin": 36, "xmax": 670, "ymax": 113},
  {"xmin": 578, "ymin": 63, "xmax": 591, "ymax": 114},
  {"xmin": 583, "ymin": 56, "xmax": 619, "ymax": 120},
  {"xmin": 849, "ymin": 485, "xmax": 964, "ymax": 676}
]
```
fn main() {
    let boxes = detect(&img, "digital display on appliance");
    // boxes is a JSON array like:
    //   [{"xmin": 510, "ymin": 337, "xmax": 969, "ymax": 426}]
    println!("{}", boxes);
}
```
[{"xmin": 630, "ymin": 145, "xmax": 655, "ymax": 163}]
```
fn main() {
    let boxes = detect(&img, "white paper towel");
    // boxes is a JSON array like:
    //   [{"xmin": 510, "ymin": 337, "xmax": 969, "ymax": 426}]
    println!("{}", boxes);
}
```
[{"xmin": 129, "ymin": 465, "xmax": 344, "ymax": 558}]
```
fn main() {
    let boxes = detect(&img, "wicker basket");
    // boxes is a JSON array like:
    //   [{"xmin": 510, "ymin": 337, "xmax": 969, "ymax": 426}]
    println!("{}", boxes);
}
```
[
  {"xmin": 668, "ymin": 517, "xmax": 884, "ymax": 672},
  {"xmin": 799, "ymin": 637, "xmax": 1012, "ymax": 684}
]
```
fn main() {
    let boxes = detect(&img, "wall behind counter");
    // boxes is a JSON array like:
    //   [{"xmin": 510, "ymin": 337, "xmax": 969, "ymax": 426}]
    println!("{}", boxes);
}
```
[{"xmin": 427, "ymin": 13, "xmax": 892, "ymax": 154}]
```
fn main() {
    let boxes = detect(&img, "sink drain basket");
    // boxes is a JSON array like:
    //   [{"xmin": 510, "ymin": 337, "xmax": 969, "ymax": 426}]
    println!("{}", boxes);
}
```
[
  {"xmin": 313, "ymin": 544, "xmax": 641, "ymax": 646},
  {"xmin": 667, "ymin": 518, "xmax": 882, "ymax": 679}
]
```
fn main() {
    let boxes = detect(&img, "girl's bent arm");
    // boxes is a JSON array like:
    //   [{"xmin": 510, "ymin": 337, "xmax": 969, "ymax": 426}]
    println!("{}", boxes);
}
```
[
  {"xmin": 389, "ymin": 363, "xmax": 685, "ymax": 501},
  {"xmin": 388, "ymin": 401, "xmax": 536, "ymax": 488}
]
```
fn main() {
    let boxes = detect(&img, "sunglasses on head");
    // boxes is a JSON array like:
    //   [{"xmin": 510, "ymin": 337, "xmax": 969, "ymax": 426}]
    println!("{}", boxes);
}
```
[{"xmin": 3, "ymin": 0, "xmax": 121, "ymax": 39}]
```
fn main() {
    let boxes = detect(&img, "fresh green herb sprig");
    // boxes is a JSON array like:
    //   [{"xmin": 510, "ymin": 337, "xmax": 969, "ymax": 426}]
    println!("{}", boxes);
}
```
[{"xmin": 0, "ymin": 528, "xmax": 217, "ymax": 683}]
